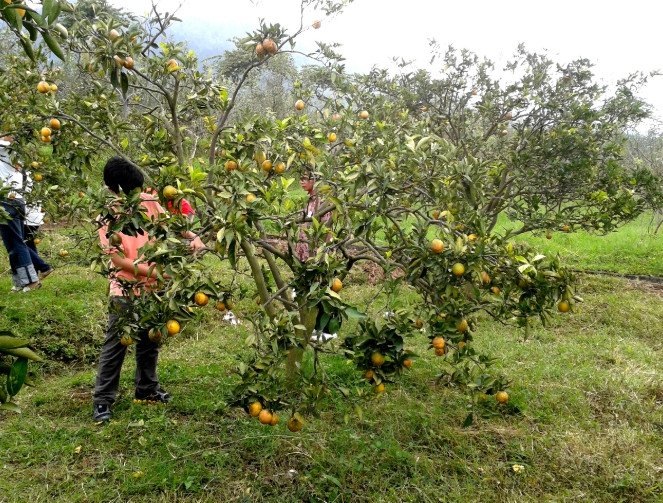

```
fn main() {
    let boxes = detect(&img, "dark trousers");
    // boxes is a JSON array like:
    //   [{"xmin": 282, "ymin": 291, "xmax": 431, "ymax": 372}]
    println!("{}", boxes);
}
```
[
  {"xmin": 0, "ymin": 200, "xmax": 49, "ymax": 287},
  {"xmin": 23, "ymin": 224, "xmax": 39, "ymax": 252},
  {"xmin": 93, "ymin": 297, "xmax": 161, "ymax": 405}
]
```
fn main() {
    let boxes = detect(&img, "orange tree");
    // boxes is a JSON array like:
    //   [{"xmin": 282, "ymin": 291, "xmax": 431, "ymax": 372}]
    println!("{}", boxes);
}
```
[{"xmin": 2, "ymin": 1, "xmax": 660, "ymax": 427}]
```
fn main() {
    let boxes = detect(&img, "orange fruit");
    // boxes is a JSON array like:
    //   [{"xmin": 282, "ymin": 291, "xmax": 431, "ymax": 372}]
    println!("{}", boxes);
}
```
[
  {"xmin": 262, "ymin": 38, "xmax": 277, "ymax": 55},
  {"xmin": 432, "ymin": 336, "xmax": 445, "ymax": 349},
  {"xmin": 37, "ymin": 81, "xmax": 50, "ymax": 93},
  {"xmin": 370, "ymin": 352, "xmax": 385, "ymax": 367},
  {"xmin": 248, "ymin": 402, "xmax": 262, "ymax": 417},
  {"xmin": 58, "ymin": 249, "xmax": 69, "ymax": 257},
  {"xmin": 148, "ymin": 329, "xmax": 162, "ymax": 343},
  {"xmin": 269, "ymin": 413, "xmax": 280, "ymax": 426},
  {"xmin": 451, "ymin": 263, "xmax": 466, "ymax": 277},
  {"xmin": 561, "ymin": 224, "xmax": 571, "ymax": 233},
  {"xmin": 162, "ymin": 185, "xmax": 178, "ymax": 199},
  {"xmin": 431, "ymin": 238, "xmax": 444, "ymax": 254},
  {"xmin": 274, "ymin": 162, "xmax": 286, "ymax": 174},
  {"xmin": 456, "ymin": 319, "xmax": 469, "ymax": 333},
  {"xmin": 327, "ymin": 132, "xmax": 337, "ymax": 142},
  {"xmin": 255, "ymin": 42, "xmax": 266, "ymax": 57},
  {"xmin": 434, "ymin": 347, "xmax": 445, "ymax": 356},
  {"xmin": 166, "ymin": 59, "xmax": 179, "ymax": 72},
  {"xmin": 215, "ymin": 301, "xmax": 226, "ymax": 312},
  {"xmin": 33, "ymin": 173, "xmax": 43, "ymax": 182},
  {"xmin": 331, "ymin": 278, "xmax": 343, "ymax": 293},
  {"xmin": 558, "ymin": 300, "xmax": 570, "ymax": 313},
  {"xmin": 49, "ymin": 118, "xmax": 61, "ymax": 130},
  {"xmin": 49, "ymin": 84, "xmax": 58, "ymax": 93},
  {"xmin": 40, "ymin": 135, "xmax": 50, "ymax": 143},
  {"xmin": 123, "ymin": 56, "xmax": 135, "ymax": 70},
  {"xmin": 295, "ymin": 99, "xmax": 305, "ymax": 111},
  {"xmin": 120, "ymin": 335, "xmax": 134, "ymax": 346},
  {"xmin": 194, "ymin": 292, "xmax": 209, "ymax": 306},
  {"xmin": 33, "ymin": 238, "xmax": 41, "ymax": 245},
  {"xmin": 258, "ymin": 409, "xmax": 273, "ymax": 425},
  {"xmin": 224, "ymin": 160, "xmax": 238, "ymax": 171},
  {"xmin": 481, "ymin": 271, "xmax": 491, "ymax": 285},
  {"xmin": 40, "ymin": 127, "xmax": 52, "ymax": 137},
  {"xmin": 261, "ymin": 159, "xmax": 273, "ymax": 172},
  {"xmin": 403, "ymin": 358, "xmax": 413, "ymax": 369},
  {"xmin": 374, "ymin": 383, "xmax": 385, "ymax": 394},
  {"xmin": 287, "ymin": 415, "xmax": 304, "ymax": 432},
  {"xmin": 245, "ymin": 193, "xmax": 257, "ymax": 204},
  {"xmin": 166, "ymin": 319, "xmax": 180, "ymax": 336},
  {"xmin": 495, "ymin": 391, "xmax": 509, "ymax": 404},
  {"xmin": 364, "ymin": 369, "xmax": 374, "ymax": 381},
  {"xmin": 358, "ymin": 110, "xmax": 369, "ymax": 120},
  {"xmin": 491, "ymin": 286, "xmax": 501, "ymax": 295},
  {"xmin": 30, "ymin": 161, "xmax": 40, "ymax": 168}
]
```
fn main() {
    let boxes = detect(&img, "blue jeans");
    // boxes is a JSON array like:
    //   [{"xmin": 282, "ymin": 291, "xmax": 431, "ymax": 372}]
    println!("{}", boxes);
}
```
[{"xmin": 0, "ymin": 200, "xmax": 50, "ymax": 287}]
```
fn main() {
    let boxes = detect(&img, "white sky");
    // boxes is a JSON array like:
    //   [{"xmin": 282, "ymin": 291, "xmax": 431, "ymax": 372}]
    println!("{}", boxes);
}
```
[{"xmin": 113, "ymin": 0, "xmax": 663, "ymax": 127}]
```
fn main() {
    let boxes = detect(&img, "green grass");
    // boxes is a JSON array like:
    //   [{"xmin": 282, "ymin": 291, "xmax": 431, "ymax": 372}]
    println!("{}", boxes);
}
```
[
  {"xmin": 0, "ymin": 265, "xmax": 662, "ymax": 501},
  {"xmin": 504, "ymin": 213, "xmax": 663, "ymax": 276}
]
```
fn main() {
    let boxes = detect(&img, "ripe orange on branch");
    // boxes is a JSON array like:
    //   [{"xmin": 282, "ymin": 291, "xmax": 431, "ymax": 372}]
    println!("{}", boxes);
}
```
[
  {"xmin": 261, "ymin": 159, "xmax": 273, "ymax": 172},
  {"xmin": 558, "ymin": 300, "xmax": 570, "ymax": 313},
  {"xmin": 162, "ymin": 185, "xmax": 178, "ymax": 200},
  {"xmin": 295, "ymin": 99, "xmax": 305, "ymax": 111},
  {"xmin": 432, "ymin": 336, "xmax": 445, "ymax": 349},
  {"xmin": 431, "ymin": 238, "xmax": 444, "ymax": 254},
  {"xmin": 495, "ymin": 391, "xmax": 509, "ymax": 404},
  {"xmin": 40, "ymin": 127, "xmax": 52, "ymax": 137},
  {"xmin": 49, "ymin": 118, "xmax": 61, "ymax": 130},
  {"xmin": 370, "ymin": 352, "xmax": 385, "ymax": 367},
  {"xmin": 262, "ymin": 38, "xmax": 277, "ymax": 55},
  {"xmin": 248, "ymin": 402, "xmax": 262, "ymax": 417},
  {"xmin": 194, "ymin": 292, "xmax": 209, "ymax": 306},
  {"xmin": 225, "ymin": 160, "xmax": 238, "ymax": 171},
  {"xmin": 287, "ymin": 415, "xmax": 304, "ymax": 432},
  {"xmin": 358, "ymin": 110, "xmax": 369, "ymax": 120},
  {"xmin": 166, "ymin": 320, "xmax": 180, "ymax": 336},
  {"xmin": 258, "ymin": 409, "xmax": 273, "ymax": 425},
  {"xmin": 331, "ymin": 278, "xmax": 343, "ymax": 293},
  {"xmin": 456, "ymin": 319, "xmax": 469, "ymax": 333},
  {"xmin": 37, "ymin": 81, "xmax": 50, "ymax": 93}
]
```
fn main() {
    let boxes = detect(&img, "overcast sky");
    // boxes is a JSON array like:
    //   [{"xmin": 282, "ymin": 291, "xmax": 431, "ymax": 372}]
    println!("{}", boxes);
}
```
[{"xmin": 112, "ymin": 0, "xmax": 663, "ymax": 127}]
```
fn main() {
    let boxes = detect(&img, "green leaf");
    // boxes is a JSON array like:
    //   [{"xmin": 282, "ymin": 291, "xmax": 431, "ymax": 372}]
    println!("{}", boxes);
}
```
[
  {"xmin": 7, "ymin": 357, "xmax": 28, "ymax": 396},
  {"xmin": 0, "ymin": 336, "xmax": 30, "ymax": 350},
  {"xmin": 42, "ymin": 30, "xmax": 65, "ymax": 61},
  {"xmin": 120, "ymin": 71, "xmax": 129, "ymax": 98},
  {"xmin": 462, "ymin": 412, "xmax": 474, "ymax": 428},
  {"xmin": 18, "ymin": 35, "xmax": 36, "ymax": 62},
  {"xmin": 2, "ymin": 347, "xmax": 42, "ymax": 362}
]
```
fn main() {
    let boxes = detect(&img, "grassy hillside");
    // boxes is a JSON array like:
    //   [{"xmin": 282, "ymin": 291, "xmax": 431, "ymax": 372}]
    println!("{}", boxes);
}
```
[{"xmin": 507, "ymin": 213, "xmax": 663, "ymax": 276}]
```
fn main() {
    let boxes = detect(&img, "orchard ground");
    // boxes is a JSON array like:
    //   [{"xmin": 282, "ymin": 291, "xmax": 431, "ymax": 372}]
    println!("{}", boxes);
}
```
[{"xmin": 0, "ymin": 222, "xmax": 662, "ymax": 501}]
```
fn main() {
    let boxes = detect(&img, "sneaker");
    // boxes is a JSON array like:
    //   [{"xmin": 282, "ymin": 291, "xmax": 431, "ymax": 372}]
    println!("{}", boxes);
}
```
[
  {"xmin": 93, "ymin": 403, "xmax": 112, "ymax": 423},
  {"xmin": 134, "ymin": 388, "xmax": 172, "ymax": 404},
  {"xmin": 39, "ymin": 267, "xmax": 54, "ymax": 280},
  {"xmin": 19, "ymin": 281, "xmax": 42, "ymax": 293}
]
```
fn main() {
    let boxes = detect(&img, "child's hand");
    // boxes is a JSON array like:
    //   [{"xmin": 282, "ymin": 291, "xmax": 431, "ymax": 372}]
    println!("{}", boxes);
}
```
[{"xmin": 189, "ymin": 236, "xmax": 206, "ymax": 254}]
